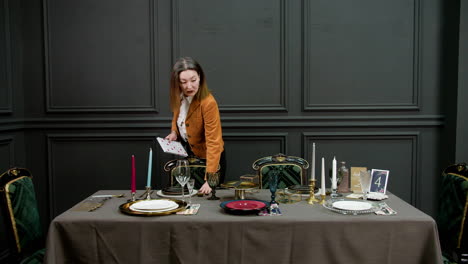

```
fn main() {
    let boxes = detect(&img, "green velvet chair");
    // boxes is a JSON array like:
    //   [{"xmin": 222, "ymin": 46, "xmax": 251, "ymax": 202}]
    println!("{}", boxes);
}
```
[
  {"xmin": 252, "ymin": 153, "xmax": 309, "ymax": 189},
  {"xmin": 164, "ymin": 156, "xmax": 220, "ymax": 189},
  {"xmin": 0, "ymin": 168, "xmax": 44, "ymax": 264},
  {"xmin": 437, "ymin": 163, "xmax": 468, "ymax": 264}
]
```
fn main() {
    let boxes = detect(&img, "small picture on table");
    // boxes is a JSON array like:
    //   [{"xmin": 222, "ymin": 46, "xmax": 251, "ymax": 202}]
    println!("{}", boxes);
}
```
[{"xmin": 369, "ymin": 169, "xmax": 389, "ymax": 194}]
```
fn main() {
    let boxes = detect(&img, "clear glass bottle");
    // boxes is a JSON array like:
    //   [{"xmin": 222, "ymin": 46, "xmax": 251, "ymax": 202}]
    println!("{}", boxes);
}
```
[{"xmin": 337, "ymin": 161, "xmax": 350, "ymax": 193}]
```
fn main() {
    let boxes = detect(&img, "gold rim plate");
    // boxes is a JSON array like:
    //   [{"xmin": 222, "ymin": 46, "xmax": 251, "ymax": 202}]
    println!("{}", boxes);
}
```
[{"xmin": 119, "ymin": 198, "xmax": 186, "ymax": 216}]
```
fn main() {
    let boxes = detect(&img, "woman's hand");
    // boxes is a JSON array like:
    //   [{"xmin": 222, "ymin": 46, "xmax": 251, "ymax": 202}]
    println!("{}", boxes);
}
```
[
  {"xmin": 198, "ymin": 181, "xmax": 212, "ymax": 194},
  {"xmin": 165, "ymin": 131, "xmax": 178, "ymax": 141}
]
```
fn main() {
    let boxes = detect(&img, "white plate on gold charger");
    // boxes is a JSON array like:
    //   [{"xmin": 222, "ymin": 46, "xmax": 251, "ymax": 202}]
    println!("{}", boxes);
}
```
[
  {"xmin": 332, "ymin": 200, "xmax": 373, "ymax": 211},
  {"xmin": 130, "ymin": 199, "xmax": 178, "ymax": 211}
]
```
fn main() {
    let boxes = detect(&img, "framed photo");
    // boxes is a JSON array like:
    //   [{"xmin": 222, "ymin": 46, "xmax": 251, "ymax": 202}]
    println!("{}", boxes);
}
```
[
  {"xmin": 369, "ymin": 169, "xmax": 389, "ymax": 194},
  {"xmin": 350, "ymin": 167, "xmax": 367, "ymax": 193}
]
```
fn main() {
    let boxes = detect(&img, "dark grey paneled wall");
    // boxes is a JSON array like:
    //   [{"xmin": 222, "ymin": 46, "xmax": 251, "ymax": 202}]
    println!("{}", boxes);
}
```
[
  {"xmin": 45, "ymin": 0, "xmax": 158, "ymax": 112},
  {"xmin": 457, "ymin": 0, "xmax": 468, "ymax": 162},
  {"xmin": 0, "ymin": 0, "xmax": 12, "ymax": 113},
  {"xmin": 304, "ymin": 0, "xmax": 418, "ymax": 111},
  {"xmin": 1, "ymin": 3, "xmax": 464, "ymax": 254}
]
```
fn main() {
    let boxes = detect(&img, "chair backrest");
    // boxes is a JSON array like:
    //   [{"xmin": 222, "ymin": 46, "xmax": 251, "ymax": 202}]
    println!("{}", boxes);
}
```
[
  {"xmin": 0, "ymin": 168, "xmax": 43, "ymax": 258},
  {"xmin": 164, "ymin": 157, "xmax": 220, "ymax": 189},
  {"xmin": 437, "ymin": 163, "xmax": 468, "ymax": 262},
  {"xmin": 252, "ymin": 153, "xmax": 309, "ymax": 189}
]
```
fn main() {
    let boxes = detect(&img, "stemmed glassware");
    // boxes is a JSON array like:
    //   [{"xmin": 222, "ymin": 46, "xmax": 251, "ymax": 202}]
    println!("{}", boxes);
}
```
[
  {"xmin": 174, "ymin": 159, "xmax": 190, "ymax": 204},
  {"xmin": 359, "ymin": 170, "xmax": 371, "ymax": 200},
  {"xmin": 268, "ymin": 170, "xmax": 279, "ymax": 205},
  {"xmin": 207, "ymin": 172, "xmax": 220, "ymax": 200},
  {"xmin": 186, "ymin": 179, "xmax": 195, "ymax": 206}
]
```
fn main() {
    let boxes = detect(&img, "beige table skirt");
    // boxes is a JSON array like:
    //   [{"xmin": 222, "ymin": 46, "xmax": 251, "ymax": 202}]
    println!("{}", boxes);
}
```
[{"xmin": 45, "ymin": 190, "xmax": 442, "ymax": 264}]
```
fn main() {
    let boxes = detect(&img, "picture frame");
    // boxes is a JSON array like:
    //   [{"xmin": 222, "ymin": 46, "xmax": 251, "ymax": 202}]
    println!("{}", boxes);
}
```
[
  {"xmin": 350, "ymin": 167, "xmax": 367, "ymax": 193},
  {"xmin": 369, "ymin": 169, "xmax": 389, "ymax": 194}
]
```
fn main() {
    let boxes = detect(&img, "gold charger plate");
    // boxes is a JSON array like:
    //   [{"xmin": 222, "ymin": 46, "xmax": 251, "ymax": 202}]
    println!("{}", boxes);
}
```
[{"xmin": 119, "ymin": 198, "xmax": 186, "ymax": 216}]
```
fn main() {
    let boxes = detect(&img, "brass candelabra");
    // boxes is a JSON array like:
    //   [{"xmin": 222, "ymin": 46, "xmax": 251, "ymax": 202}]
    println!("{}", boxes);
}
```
[
  {"xmin": 307, "ymin": 179, "xmax": 320, "ymax": 204},
  {"xmin": 320, "ymin": 194, "xmax": 326, "ymax": 205}
]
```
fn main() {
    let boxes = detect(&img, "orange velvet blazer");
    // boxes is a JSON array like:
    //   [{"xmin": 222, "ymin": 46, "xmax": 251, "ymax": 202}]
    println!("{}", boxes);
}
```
[{"xmin": 171, "ymin": 93, "xmax": 224, "ymax": 173}]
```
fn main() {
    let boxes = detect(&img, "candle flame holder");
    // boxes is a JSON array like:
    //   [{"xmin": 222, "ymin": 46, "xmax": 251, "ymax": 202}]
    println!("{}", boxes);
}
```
[
  {"xmin": 145, "ymin": 186, "xmax": 152, "ymax": 200},
  {"xmin": 331, "ymin": 188, "xmax": 339, "ymax": 198},
  {"xmin": 307, "ymin": 179, "xmax": 319, "ymax": 205},
  {"xmin": 319, "ymin": 194, "xmax": 326, "ymax": 205}
]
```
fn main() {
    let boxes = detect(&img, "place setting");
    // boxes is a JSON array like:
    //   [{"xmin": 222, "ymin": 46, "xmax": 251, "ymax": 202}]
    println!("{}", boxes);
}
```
[
  {"xmin": 119, "ymin": 149, "xmax": 187, "ymax": 216},
  {"xmin": 118, "ymin": 149, "xmax": 207, "ymax": 216},
  {"xmin": 219, "ymin": 170, "xmax": 282, "ymax": 216},
  {"xmin": 301, "ymin": 143, "xmax": 397, "ymax": 216}
]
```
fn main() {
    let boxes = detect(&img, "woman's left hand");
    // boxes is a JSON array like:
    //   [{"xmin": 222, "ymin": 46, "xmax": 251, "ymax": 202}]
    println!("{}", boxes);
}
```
[{"xmin": 198, "ymin": 182, "xmax": 212, "ymax": 194}]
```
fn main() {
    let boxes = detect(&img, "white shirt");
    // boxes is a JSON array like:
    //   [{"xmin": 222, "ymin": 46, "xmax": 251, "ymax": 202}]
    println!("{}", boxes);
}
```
[{"xmin": 177, "ymin": 94, "xmax": 193, "ymax": 142}]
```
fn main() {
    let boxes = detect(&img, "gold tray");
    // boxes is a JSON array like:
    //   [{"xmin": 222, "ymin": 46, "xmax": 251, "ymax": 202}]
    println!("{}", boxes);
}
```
[
  {"xmin": 119, "ymin": 198, "xmax": 186, "ymax": 216},
  {"xmin": 221, "ymin": 181, "xmax": 259, "ymax": 190}
]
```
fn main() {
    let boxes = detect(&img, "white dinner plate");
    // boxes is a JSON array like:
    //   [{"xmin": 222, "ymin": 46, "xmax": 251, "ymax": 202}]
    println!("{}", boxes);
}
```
[
  {"xmin": 130, "ymin": 199, "xmax": 178, "ymax": 211},
  {"xmin": 156, "ymin": 189, "xmax": 198, "ymax": 198},
  {"xmin": 129, "ymin": 203, "xmax": 179, "ymax": 212},
  {"xmin": 332, "ymin": 201, "xmax": 373, "ymax": 211}
]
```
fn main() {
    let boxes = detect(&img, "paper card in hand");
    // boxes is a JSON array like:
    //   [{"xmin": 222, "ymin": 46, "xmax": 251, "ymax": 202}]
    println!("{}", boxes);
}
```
[{"xmin": 157, "ymin": 137, "xmax": 188, "ymax": 157}]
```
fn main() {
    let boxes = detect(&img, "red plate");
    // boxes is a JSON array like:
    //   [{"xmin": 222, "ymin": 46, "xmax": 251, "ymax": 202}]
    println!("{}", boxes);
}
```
[{"xmin": 225, "ymin": 200, "xmax": 266, "ymax": 210}]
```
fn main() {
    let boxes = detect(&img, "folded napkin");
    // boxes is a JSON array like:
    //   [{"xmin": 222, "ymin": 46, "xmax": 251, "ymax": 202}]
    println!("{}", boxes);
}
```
[
  {"xmin": 162, "ymin": 186, "xmax": 189, "ymax": 195},
  {"xmin": 176, "ymin": 204, "xmax": 200, "ymax": 215},
  {"xmin": 375, "ymin": 202, "xmax": 397, "ymax": 216},
  {"xmin": 258, "ymin": 203, "xmax": 282, "ymax": 216}
]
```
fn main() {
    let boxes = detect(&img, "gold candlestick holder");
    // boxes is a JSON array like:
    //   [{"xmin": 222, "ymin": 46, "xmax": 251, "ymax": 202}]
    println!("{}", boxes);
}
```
[
  {"xmin": 319, "ymin": 194, "xmax": 326, "ymax": 205},
  {"xmin": 307, "ymin": 179, "xmax": 319, "ymax": 204}
]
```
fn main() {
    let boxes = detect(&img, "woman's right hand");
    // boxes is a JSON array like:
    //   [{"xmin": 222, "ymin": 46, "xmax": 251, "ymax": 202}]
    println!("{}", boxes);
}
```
[
  {"xmin": 165, "ymin": 131, "xmax": 177, "ymax": 141},
  {"xmin": 198, "ymin": 182, "xmax": 212, "ymax": 194}
]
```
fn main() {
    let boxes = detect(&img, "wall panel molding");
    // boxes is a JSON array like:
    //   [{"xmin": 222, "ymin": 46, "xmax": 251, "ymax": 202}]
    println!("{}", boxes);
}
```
[
  {"xmin": 302, "ymin": 131, "xmax": 420, "ymax": 205},
  {"xmin": 223, "ymin": 132, "xmax": 288, "ymax": 179},
  {"xmin": 302, "ymin": 0, "xmax": 421, "ymax": 111},
  {"xmin": 223, "ymin": 132, "xmax": 288, "ymax": 152},
  {"xmin": 0, "ymin": 135, "xmax": 15, "ymax": 171},
  {"xmin": 14, "ymin": 115, "xmax": 445, "ymax": 130},
  {"xmin": 43, "ymin": 0, "xmax": 159, "ymax": 113},
  {"xmin": 47, "ymin": 133, "xmax": 158, "ymax": 217},
  {"xmin": 172, "ymin": 0, "xmax": 288, "ymax": 112},
  {"xmin": 0, "ymin": 0, "xmax": 12, "ymax": 113}
]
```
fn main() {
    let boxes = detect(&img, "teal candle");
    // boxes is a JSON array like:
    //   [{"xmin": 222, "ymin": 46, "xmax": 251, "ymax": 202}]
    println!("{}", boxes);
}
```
[{"xmin": 146, "ymin": 148, "xmax": 153, "ymax": 187}]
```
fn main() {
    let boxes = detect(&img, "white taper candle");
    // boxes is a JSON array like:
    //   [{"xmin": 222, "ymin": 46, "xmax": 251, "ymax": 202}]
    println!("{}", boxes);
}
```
[
  {"xmin": 321, "ymin": 157, "xmax": 326, "ymax": 195},
  {"xmin": 332, "ymin": 156, "xmax": 337, "ymax": 189},
  {"xmin": 311, "ymin": 143, "xmax": 316, "ymax": 180}
]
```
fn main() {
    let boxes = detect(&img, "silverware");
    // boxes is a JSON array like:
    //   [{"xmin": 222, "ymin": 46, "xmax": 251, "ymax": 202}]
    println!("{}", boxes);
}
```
[
  {"xmin": 92, "ymin": 193, "xmax": 125, "ymax": 198},
  {"xmin": 88, "ymin": 197, "xmax": 111, "ymax": 212}
]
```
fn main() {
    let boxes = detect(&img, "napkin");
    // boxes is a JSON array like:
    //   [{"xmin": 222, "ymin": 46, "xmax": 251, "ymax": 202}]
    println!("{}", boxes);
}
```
[
  {"xmin": 176, "ymin": 204, "xmax": 200, "ymax": 215},
  {"xmin": 375, "ymin": 202, "xmax": 397, "ymax": 215},
  {"xmin": 258, "ymin": 203, "xmax": 282, "ymax": 216}
]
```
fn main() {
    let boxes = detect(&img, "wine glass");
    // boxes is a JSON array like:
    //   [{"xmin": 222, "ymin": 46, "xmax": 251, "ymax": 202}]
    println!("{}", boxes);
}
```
[
  {"xmin": 186, "ymin": 179, "xmax": 195, "ymax": 206},
  {"xmin": 174, "ymin": 159, "xmax": 190, "ymax": 204},
  {"xmin": 359, "ymin": 170, "xmax": 371, "ymax": 200},
  {"xmin": 207, "ymin": 172, "xmax": 220, "ymax": 200},
  {"xmin": 268, "ymin": 170, "xmax": 279, "ymax": 205}
]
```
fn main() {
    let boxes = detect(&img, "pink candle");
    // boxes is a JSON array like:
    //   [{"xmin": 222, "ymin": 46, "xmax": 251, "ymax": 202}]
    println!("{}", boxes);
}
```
[{"xmin": 131, "ymin": 155, "xmax": 136, "ymax": 193}]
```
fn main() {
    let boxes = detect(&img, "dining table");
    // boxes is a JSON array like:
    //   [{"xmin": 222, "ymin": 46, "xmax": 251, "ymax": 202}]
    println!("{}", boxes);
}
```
[{"xmin": 44, "ymin": 189, "xmax": 443, "ymax": 264}]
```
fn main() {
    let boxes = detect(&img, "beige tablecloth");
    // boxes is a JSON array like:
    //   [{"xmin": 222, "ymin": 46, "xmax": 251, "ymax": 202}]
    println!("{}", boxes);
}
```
[{"xmin": 45, "ymin": 190, "xmax": 442, "ymax": 264}]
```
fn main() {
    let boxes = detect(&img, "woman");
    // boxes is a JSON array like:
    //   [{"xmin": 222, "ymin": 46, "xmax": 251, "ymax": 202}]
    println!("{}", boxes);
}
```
[{"xmin": 165, "ymin": 57, "xmax": 225, "ymax": 195}]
